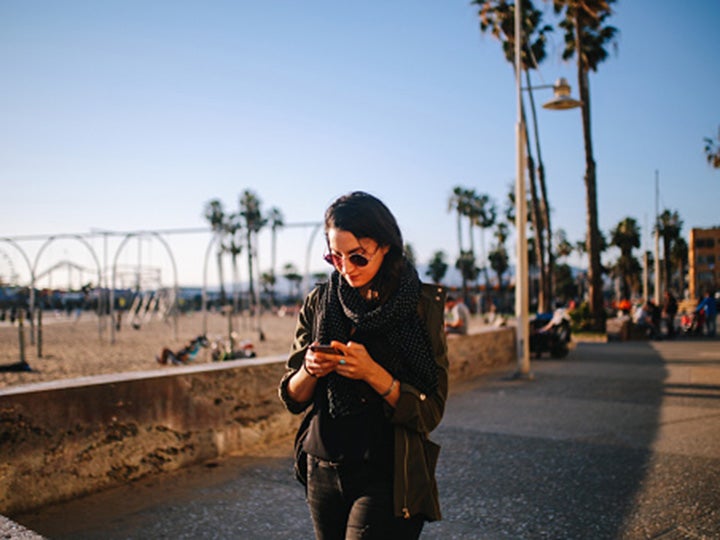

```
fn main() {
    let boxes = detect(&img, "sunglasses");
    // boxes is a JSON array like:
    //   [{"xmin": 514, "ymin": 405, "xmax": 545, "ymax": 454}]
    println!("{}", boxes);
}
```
[{"xmin": 323, "ymin": 248, "xmax": 379, "ymax": 269}]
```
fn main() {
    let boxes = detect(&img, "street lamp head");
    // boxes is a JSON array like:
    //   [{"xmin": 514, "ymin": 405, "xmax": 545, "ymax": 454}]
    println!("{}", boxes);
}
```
[{"xmin": 542, "ymin": 77, "xmax": 582, "ymax": 110}]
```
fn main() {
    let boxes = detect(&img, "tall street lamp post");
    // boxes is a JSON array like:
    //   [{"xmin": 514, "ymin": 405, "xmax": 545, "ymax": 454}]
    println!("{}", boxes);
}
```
[
  {"xmin": 514, "ymin": 0, "xmax": 580, "ymax": 378},
  {"xmin": 514, "ymin": 0, "xmax": 530, "ymax": 377}
]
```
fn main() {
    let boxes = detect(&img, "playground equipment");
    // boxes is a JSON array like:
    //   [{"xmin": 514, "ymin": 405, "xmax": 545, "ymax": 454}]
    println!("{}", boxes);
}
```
[
  {"xmin": 127, "ymin": 287, "xmax": 177, "ymax": 330},
  {"xmin": 110, "ymin": 232, "xmax": 179, "ymax": 344}
]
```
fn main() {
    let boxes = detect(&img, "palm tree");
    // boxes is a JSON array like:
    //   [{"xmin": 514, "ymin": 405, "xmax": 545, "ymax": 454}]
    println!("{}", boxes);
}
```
[
  {"xmin": 426, "ymin": 251, "xmax": 449, "ymax": 284},
  {"xmin": 474, "ymin": 0, "xmax": 554, "ymax": 312},
  {"xmin": 222, "ymin": 213, "xmax": 243, "ymax": 317},
  {"xmin": 239, "ymin": 190, "xmax": 266, "ymax": 310},
  {"xmin": 260, "ymin": 271, "xmax": 275, "ymax": 298},
  {"xmin": 463, "ymin": 188, "xmax": 478, "ymax": 268},
  {"xmin": 657, "ymin": 210, "xmax": 683, "ymax": 295},
  {"xmin": 470, "ymin": 193, "xmax": 497, "ymax": 311},
  {"xmin": 203, "ymin": 199, "xmax": 228, "ymax": 306},
  {"xmin": 553, "ymin": 233, "xmax": 578, "ymax": 303},
  {"xmin": 554, "ymin": 228, "xmax": 574, "ymax": 261},
  {"xmin": 670, "ymin": 237, "xmax": 688, "ymax": 294},
  {"xmin": 448, "ymin": 186, "xmax": 469, "ymax": 255},
  {"xmin": 448, "ymin": 186, "xmax": 472, "ymax": 302},
  {"xmin": 573, "ymin": 229, "xmax": 608, "ymax": 304},
  {"xmin": 609, "ymin": 217, "xmax": 641, "ymax": 300},
  {"xmin": 283, "ymin": 262, "xmax": 303, "ymax": 301},
  {"xmin": 704, "ymin": 126, "xmax": 720, "ymax": 168},
  {"xmin": 552, "ymin": 0, "xmax": 618, "ymax": 329},
  {"xmin": 489, "ymin": 222, "xmax": 510, "ymax": 292},
  {"xmin": 266, "ymin": 206, "xmax": 284, "ymax": 307},
  {"xmin": 553, "ymin": 263, "xmax": 576, "ymax": 303},
  {"xmin": 456, "ymin": 250, "xmax": 479, "ymax": 300}
]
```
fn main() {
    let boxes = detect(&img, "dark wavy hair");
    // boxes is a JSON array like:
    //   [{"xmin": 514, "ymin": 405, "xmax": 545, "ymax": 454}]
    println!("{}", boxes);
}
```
[{"xmin": 324, "ymin": 191, "xmax": 408, "ymax": 300}]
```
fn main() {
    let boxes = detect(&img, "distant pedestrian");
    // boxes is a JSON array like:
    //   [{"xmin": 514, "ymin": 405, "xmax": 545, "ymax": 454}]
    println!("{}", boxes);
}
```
[
  {"xmin": 695, "ymin": 291, "xmax": 717, "ymax": 337},
  {"xmin": 662, "ymin": 291, "xmax": 678, "ymax": 339}
]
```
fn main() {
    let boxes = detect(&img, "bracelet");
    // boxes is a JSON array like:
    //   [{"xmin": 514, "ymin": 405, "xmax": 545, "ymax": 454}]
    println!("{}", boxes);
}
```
[
  {"xmin": 380, "ymin": 378, "xmax": 397, "ymax": 398},
  {"xmin": 303, "ymin": 359, "xmax": 317, "ymax": 378}
]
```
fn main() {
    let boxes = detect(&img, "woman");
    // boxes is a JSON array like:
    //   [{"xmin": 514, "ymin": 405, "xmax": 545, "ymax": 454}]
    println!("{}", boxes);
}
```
[{"xmin": 278, "ymin": 191, "xmax": 448, "ymax": 539}]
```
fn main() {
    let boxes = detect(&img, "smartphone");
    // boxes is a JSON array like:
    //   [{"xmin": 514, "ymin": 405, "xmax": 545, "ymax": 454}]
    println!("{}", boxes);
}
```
[{"xmin": 309, "ymin": 344, "xmax": 343, "ymax": 355}]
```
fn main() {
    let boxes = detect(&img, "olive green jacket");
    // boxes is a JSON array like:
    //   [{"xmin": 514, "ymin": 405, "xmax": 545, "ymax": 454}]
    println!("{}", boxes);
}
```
[{"xmin": 278, "ymin": 282, "xmax": 448, "ymax": 522}]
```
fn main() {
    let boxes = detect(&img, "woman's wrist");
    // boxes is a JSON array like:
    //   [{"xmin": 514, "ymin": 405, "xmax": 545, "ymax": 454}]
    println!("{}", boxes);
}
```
[
  {"xmin": 302, "ymin": 358, "xmax": 317, "ymax": 378},
  {"xmin": 380, "ymin": 377, "xmax": 397, "ymax": 398}
]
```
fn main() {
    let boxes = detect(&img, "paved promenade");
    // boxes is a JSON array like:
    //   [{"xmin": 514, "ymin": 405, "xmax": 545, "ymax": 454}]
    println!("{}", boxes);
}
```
[{"xmin": 10, "ymin": 337, "xmax": 720, "ymax": 539}]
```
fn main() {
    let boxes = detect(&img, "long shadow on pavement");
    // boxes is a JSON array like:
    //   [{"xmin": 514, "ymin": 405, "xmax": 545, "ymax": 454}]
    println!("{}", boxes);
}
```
[{"xmin": 423, "ymin": 342, "xmax": 667, "ymax": 539}]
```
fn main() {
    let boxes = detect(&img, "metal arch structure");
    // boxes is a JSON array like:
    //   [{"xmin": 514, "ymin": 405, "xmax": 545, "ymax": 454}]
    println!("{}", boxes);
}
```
[
  {"xmin": 276, "ymin": 221, "xmax": 324, "ymax": 298},
  {"xmin": 0, "ymin": 238, "xmax": 34, "ymax": 286},
  {"xmin": 201, "ymin": 233, "xmax": 221, "ymax": 336},
  {"xmin": 199, "ymin": 221, "xmax": 323, "ymax": 338},
  {"xmin": 0, "ymin": 238, "xmax": 36, "ymax": 343},
  {"xmin": 32, "ymin": 234, "xmax": 104, "ymax": 342},
  {"xmin": 0, "ymin": 248, "xmax": 20, "ymax": 284},
  {"xmin": 303, "ymin": 222, "xmax": 323, "ymax": 297},
  {"xmin": 110, "ymin": 231, "xmax": 180, "ymax": 345}
]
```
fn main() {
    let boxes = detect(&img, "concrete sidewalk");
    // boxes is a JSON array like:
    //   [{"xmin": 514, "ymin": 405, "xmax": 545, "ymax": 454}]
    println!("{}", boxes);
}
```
[{"xmin": 12, "ymin": 338, "xmax": 720, "ymax": 539}]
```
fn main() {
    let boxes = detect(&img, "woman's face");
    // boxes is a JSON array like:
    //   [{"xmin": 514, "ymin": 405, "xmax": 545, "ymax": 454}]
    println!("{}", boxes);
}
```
[{"xmin": 326, "ymin": 228, "xmax": 389, "ymax": 290}]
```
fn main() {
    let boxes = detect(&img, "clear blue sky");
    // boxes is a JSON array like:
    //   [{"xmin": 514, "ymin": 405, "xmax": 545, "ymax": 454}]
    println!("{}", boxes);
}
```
[{"xmin": 1, "ymin": 1, "xmax": 719, "ymax": 289}]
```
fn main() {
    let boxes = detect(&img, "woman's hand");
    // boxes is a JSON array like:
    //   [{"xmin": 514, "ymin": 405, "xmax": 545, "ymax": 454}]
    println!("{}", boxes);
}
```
[
  {"xmin": 329, "ymin": 341, "xmax": 378, "ymax": 381},
  {"xmin": 303, "ymin": 340, "xmax": 399, "ymax": 407},
  {"xmin": 286, "ymin": 342, "xmax": 341, "ymax": 403},
  {"xmin": 303, "ymin": 342, "xmax": 346, "ymax": 378},
  {"xmin": 333, "ymin": 341, "xmax": 399, "ymax": 406}
]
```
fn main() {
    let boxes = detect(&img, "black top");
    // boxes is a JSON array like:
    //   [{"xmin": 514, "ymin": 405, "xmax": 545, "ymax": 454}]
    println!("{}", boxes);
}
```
[
  {"xmin": 303, "ymin": 328, "xmax": 395, "ymax": 479},
  {"xmin": 304, "ymin": 396, "xmax": 394, "ymax": 476}
]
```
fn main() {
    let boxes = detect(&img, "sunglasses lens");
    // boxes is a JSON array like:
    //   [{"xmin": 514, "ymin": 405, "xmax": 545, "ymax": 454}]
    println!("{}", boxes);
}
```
[{"xmin": 349, "ymin": 254, "xmax": 369, "ymax": 267}]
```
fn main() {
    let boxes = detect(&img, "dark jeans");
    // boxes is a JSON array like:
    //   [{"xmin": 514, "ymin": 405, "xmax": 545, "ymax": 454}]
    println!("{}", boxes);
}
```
[{"xmin": 306, "ymin": 455, "xmax": 425, "ymax": 540}]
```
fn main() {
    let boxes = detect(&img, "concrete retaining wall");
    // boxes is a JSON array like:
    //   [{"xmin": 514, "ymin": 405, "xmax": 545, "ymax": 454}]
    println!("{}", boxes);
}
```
[{"xmin": 0, "ymin": 327, "xmax": 514, "ymax": 515}]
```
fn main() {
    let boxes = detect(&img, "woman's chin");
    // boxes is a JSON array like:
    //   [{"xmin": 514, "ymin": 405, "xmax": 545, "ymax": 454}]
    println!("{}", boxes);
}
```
[{"xmin": 343, "ymin": 275, "xmax": 368, "ymax": 289}]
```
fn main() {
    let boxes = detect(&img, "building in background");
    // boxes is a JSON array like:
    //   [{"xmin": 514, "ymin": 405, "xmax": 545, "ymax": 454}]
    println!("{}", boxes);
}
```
[{"xmin": 688, "ymin": 227, "xmax": 720, "ymax": 300}]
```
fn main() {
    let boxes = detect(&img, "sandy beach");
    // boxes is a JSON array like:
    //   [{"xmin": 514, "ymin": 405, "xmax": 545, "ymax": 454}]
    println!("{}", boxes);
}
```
[{"xmin": 0, "ymin": 310, "xmax": 298, "ymax": 390}]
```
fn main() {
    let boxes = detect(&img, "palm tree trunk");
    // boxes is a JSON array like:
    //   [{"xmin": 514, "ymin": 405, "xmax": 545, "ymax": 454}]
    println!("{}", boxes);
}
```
[
  {"xmin": 522, "ymin": 101, "xmax": 546, "ymax": 313},
  {"xmin": 456, "ymin": 210, "xmax": 463, "ymax": 255},
  {"xmin": 524, "ymin": 70, "xmax": 553, "ymax": 312},
  {"xmin": 246, "ymin": 230, "xmax": 255, "ymax": 310},
  {"xmin": 231, "ymin": 254, "xmax": 239, "ymax": 314},
  {"xmin": 481, "ymin": 231, "xmax": 491, "ymax": 312},
  {"xmin": 662, "ymin": 236, "xmax": 672, "ymax": 295},
  {"xmin": 575, "ymin": 20, "xmax": 604, "ymax": 329},
  {"xmin": 468, "ymin": 219, "xmax": 477, "ymax": 295},
  {"xmin": 270, "ymin": 227, "xmax": 277, "ymax": 308},
  {"xmin": 456, "ymin": 209, "xmax": 467, "ymax": 304},
  {"xmin": 216, "ymin": 247, "xmax": 226, "ymax": 307},
  {"xmin": 254, "ymin": 237, "xmax": 265, "ymax": 341}
]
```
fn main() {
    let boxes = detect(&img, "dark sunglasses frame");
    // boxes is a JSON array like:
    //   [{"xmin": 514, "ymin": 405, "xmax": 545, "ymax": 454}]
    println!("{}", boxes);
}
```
[{"xmin": 323, "ymin": 252, "xmax": 371, "ymax": 268}]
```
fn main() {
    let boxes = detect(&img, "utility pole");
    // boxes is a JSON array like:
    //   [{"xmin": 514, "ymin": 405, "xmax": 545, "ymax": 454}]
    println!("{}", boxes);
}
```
[{"xmin": 653, "ymin": 170, "xmax": 661, "ymax": 305}]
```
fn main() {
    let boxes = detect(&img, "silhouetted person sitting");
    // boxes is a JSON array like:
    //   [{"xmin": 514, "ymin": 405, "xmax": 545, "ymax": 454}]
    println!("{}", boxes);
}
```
[
  {"xmin": 444, "ymin": 295, "xmax": 470, "ymax": 335},
  {"xmin": 633, "ymin": 302, "xmax": 660, "ymax": 340}
]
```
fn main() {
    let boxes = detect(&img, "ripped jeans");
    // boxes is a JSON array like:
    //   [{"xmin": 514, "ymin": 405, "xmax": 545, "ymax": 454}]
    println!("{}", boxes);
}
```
[{"xmin": 306, "ymin": 455, "xmax": 424, "ymax": 540}]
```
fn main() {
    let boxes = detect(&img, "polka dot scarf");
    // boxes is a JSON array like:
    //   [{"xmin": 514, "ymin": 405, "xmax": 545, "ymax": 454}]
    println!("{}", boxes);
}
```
[{"xmin": 317, "ymin": 260, "xmax": 438, "ymax": 418}]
